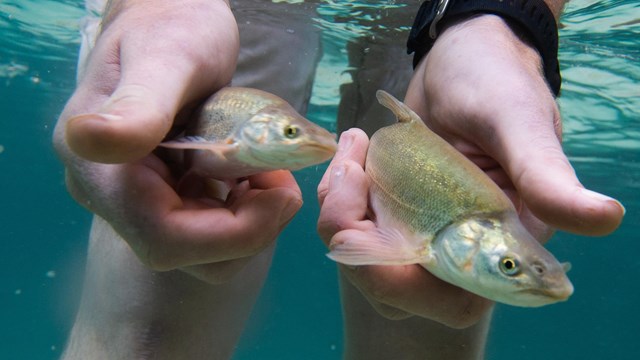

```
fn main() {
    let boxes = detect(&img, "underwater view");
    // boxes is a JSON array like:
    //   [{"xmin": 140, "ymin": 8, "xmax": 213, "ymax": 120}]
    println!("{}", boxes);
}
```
[{"xmin": 1, "ymin": 0, "xmax": 638, "ymax": 359}]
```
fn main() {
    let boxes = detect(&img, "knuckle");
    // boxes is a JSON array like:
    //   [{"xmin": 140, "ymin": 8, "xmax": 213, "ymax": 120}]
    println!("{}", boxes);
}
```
[
  {"xmin": 317, "ymin": 185, "xmax": 329, "ymax": 205},
  {"xmin": 317, "ymin": 217, "xmax": 353, "ymax": 244},
  {"xmin": 316, "ymin": 218, "xmax": 335, "ymax": 242}
]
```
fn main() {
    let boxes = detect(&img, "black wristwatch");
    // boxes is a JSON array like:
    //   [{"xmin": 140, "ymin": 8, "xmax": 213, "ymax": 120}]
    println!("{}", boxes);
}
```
[{"xmin": 407, "ymin": 0, "xmax": 561, "ymax": 96}]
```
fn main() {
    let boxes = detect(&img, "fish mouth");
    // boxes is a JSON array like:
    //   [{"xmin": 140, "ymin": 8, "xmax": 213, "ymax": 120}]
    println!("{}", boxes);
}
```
[{"xmin": 300, "ymin": 141, "xmax": 338, "ymax": 157}]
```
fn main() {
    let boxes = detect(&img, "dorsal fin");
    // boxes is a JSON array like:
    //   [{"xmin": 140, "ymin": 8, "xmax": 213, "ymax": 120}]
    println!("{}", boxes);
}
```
[{"xmin": 376, "ymin": 90, "xmax": 418, "ymax": 124}]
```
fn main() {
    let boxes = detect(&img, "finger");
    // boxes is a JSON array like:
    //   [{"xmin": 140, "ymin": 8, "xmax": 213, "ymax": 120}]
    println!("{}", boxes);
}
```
[
  {"xmin": 66, "ymin": 31, "xmax": 234, "ymax": 164},
  {"xmin": 493, "ymin": 109, "xmax": 625, "ymax": 236},
  {"xmin": 341, "ymin": 263, "xmax": 493, "ymax": 328},
  {"xmin": 518, "ymin": 204, "xmax": 555, "ymax": 244},
  {"xmin": 107, "ymin": 161, "xmax": 300, "ymax": 270},
  {"xmin": 225, "ymin": 171, "xmax": 299, "ymax": 210},
  {"xmin": 317, "ymin": 128, "xmax": 369, "ymax": 206},
  {"xmin": 317, "ymin": 160, "xmax": 374, "ymax": 244},
  {"xmin": 248, "ymin": 170, "xmax": 300, "ymax": 193},
  {"xmin": 166, "ymin": 188, "xmax": 300, "ymax": 269}
]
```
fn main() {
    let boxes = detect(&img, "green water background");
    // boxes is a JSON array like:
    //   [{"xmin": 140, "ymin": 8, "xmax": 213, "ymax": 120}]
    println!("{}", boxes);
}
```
[{"xmin": 1, "ymin": 0, "xmax": 638, "ymax": 359}]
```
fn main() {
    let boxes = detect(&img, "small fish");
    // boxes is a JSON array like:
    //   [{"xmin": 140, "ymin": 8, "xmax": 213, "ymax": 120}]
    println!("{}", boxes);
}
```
[
  {"xmin": 160, "ymin": 87, "xmax": 337, "ymax": 179},
  {"xmin": 328, "ymin": 90, "xmax": 573, "ymax": 307}
]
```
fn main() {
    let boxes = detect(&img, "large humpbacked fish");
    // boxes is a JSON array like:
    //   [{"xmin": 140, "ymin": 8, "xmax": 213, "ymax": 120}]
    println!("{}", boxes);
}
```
[
  {"xmin": 328, "ymin": 90, "xmax": 573, "ymax": 307},
  {"xmin": 161, "ymin": 87, "xmax": 337, "ymax": 179}
]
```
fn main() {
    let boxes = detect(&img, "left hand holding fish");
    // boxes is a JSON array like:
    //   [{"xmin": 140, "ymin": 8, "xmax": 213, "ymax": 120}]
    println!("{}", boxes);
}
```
[{"xmin": 54, "ymin": 0, "xmax": 302, "ymax": 284}]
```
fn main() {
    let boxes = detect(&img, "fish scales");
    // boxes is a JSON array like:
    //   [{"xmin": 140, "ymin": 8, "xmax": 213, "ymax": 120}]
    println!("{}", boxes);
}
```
[
  {"xmin": 367, "ymin": 114, "xmax": 513, "ymax": 236},
  {"xmin": 193, "ymin": 89, "xmax": 285, "ymax": 141}
]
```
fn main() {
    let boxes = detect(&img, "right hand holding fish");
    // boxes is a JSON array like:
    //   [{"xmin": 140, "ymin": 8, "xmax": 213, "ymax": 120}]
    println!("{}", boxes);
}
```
[
  {"xmin": 53, "ymin": 0, "xmax": 303, "ymax": 283},
  {"xmin": 317, "ymin": 129, "xmax": 494, "ymax": 328},
  {"xmin": 318, "ymin": 15, "xmax": 624, "ymax": 326}
]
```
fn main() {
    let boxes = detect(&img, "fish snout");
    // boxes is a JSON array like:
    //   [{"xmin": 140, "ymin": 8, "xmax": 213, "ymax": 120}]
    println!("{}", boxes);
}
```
[
  {"xmin": 528, "ymin": 271, "xmax": 574, "ymax": 302},
  {"xmin": 514, "ymin": 259, "xmax": 574, "ymax": 305},
  {"xmin": 545, "ymin": 272, "xmax": 574, "ymax": 301},
  {"xmin": 552, "ymin": 281, "xmax": 574, "ymax": 301},
  {"xmin": 302, "ymin": 127, "xmax": 338, "ymax": 157}
]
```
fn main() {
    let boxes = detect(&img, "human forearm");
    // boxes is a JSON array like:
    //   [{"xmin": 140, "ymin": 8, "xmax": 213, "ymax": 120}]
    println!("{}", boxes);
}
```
[
  {"xmin": 62, "ymin": 217, "xmax": 272, "ymax": 359},
  {"xmin": 55, "ymin": 0, "xmax": 284, "ymax": 285},
  {"xmin": 339, "ymin": 274, "xmax": 492, "ymax": 360}
]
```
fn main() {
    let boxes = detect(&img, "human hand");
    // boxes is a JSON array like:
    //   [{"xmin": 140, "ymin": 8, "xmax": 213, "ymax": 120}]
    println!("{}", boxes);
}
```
[
  {"xmin": 54, "ymin": 0, "xmax": 302, "ymax": 283},
  {"xmin": 318, "ymin": 129, "xmax": 493, "ymax": 328},
  {"xmin": 404, "ymin": 14, "xmax": 624, "ymax": 239},
  {"xmin": 317, "ymin": 15, "xmax": 624, "ymax": 329}
]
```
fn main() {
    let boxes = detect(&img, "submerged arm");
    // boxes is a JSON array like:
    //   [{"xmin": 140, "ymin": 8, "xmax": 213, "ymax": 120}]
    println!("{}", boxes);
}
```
[
  {"xmin": 320, "ymin": 0, "xmax": 620, "ymax": 358},
  {"xmin": 58, "ymin": 0, "xmax": 300, "ymax": 357}
]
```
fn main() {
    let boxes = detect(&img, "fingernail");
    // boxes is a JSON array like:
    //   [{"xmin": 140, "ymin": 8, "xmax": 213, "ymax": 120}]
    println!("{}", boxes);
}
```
[
  {"xmin": 330, "ymin": 163, "xmax": 346, "ymax": 191},
  {"xmin": 580, "ymin": 188, "xmax": 626, "ymax": 215},
  {"xmin": 279, "ymin": 198, "xmax": 302, "ymax": 225},
  {"xmin": 338, "ymin": 131, "xmax": 354, "ymax": 153}
]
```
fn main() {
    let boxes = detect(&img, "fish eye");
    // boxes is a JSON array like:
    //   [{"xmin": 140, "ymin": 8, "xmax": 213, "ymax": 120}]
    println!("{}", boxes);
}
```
[
  {"xmin": 499, "ymin": 256, "xmax": 520, "ymax": 276},
  {"xmin": 284, "ymin": 125, "xmax": 299, "ymax": 139}
]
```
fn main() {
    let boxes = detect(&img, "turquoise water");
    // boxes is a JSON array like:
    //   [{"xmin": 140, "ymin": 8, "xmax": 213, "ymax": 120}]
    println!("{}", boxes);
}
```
[{"xmin": 1, "ymin": 0, "xmax": 638, "ymax": 359}]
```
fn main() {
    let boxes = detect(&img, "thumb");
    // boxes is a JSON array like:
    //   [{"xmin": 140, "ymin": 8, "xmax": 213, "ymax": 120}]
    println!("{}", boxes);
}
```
[
  {"xmin": 65, "ymin": 32, "xmax": 228, "ymax": 164},
  {"xmin": 495, "ymin": 111, "xmax": 625, "ymax": 236},
  {"xmin": 66, "ymin": 83, "xmax": 175, "ymax": 164}
]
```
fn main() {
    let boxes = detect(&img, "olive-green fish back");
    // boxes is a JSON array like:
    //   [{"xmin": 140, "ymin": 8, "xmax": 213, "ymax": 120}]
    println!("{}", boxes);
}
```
[
  {"xmin": 367, "ymin": 92, "xmax": 514, "ymax": 238},
  {"xmin": 192, "ymin": 87, "xmax": 286, "ymax": 141}
]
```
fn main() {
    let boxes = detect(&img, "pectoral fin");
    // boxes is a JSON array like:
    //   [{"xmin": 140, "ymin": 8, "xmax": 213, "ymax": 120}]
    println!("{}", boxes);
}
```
[
  {"xmin": 159, "ymin": 136, "xmax": 234, "ymax": 158},
  {"xmin": 327, "ymin": 227, "xmax": 427, "ymax": 266}
]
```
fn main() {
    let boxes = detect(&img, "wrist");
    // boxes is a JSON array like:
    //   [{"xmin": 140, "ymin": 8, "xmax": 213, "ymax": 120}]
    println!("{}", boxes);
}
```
[
  {"xmin": 408, "ymin": 13, "xmax": 554, "ymax": 131},
  {"xmin": 408, "ymin": 0, "xmax": 562, "ymax": 96},
  {"xmin": 439, "ymin": 14, "xmax": 543, "ymax": 69}
]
